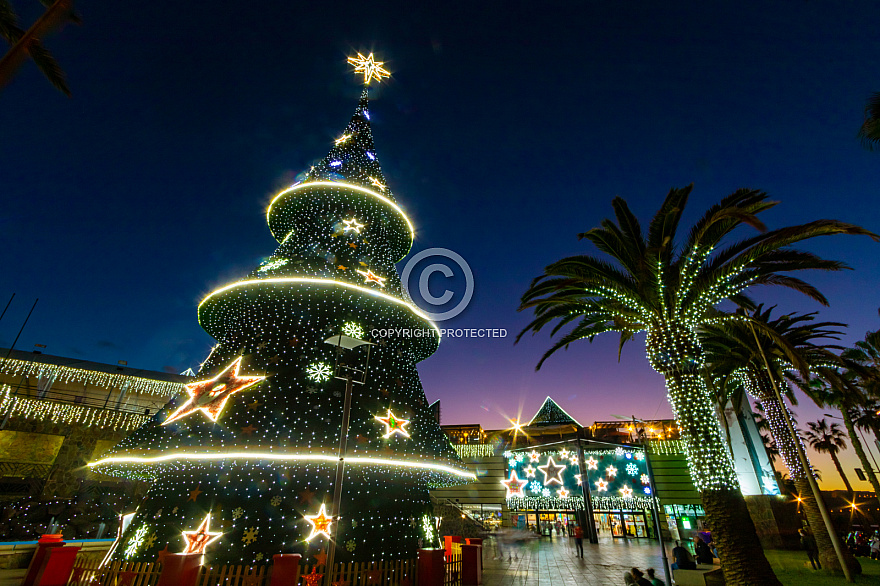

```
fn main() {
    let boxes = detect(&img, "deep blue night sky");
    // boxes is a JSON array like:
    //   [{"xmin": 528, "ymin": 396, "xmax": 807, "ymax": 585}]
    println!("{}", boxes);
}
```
[{"xmin": 2, "ymin": 1, "xmax": 879, "ymax": 489}]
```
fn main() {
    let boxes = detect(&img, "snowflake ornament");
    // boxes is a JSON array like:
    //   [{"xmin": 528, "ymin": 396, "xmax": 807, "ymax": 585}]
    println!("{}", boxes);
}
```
[
  {"xmin": 341, "ymin": 322, "xmax": 364, "ymax": 339},
  {"xmin": 256, "ymin": 553, "xmax": 264, "ymax": 561},
  {"xmin": 306, "ymin": 362, "xmax": 332, "ymax": 383},
  {"xmin": 514, "ymin": 453, "xmax": 524, "ymax": 462},
  {"xmin": 529, "ymin": 481, "xmax": 542, "ymax": 492},
  {"xmin": 345, "ymin": 540, "xmax": 357, "ymax": 552},
  {"xmin": 640, "ymin": 474, "xmax": 651, "ymax": 485},
  {"xmin": 635, "ymin": 452, "xmax": 645, "ymax": 461},
  {"xmin": 541, "ymin": 488, "xmax": 551, "ymax": 498},
  {"xmin": 270, "ymin": 496, "xmax": 282, "ymax": 507},
  {"xmin": 232, "ymin": 507, "xmax": 244, "ymax": 520},
  {"xmin": 615, "ymin": 447, "xmax": 625, "ymax": 457},
  {"xmin": 242, "ymin": 527, "xmax": 259, "ymax": 545},
  {"xmin": 626, "ymin": 463, "xmax": 639, "ymax": 476},
  {"xmin": 351, "ymin": 520, "xmax": 358, "ymax": 528}
]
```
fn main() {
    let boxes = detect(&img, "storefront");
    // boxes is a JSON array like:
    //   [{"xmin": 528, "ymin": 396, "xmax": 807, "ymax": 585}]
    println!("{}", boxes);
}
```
[{"xmin": 594, "ymin": 509, "xmax": 655, "ymax": 538}]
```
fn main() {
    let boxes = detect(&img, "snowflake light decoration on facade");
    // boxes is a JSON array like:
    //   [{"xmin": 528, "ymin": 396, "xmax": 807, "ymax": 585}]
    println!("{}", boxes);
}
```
[
  {"xmin": 242, "ymin": 527, "xmax": 259, "ymax": 545},
  {"xmin": 640, "ymin": 474, "xmax": 651, "ymax": 485},
  {"xmin": 341, "ymin": 322, "xmax": 364, "ymax": 339},
  {"xmin": 644, "ymin": 487, "xmax": 652, "ymax": 495},
  {"xmin": 626, "ymin": 463, "xmax": 639, "ymax": 476},
  {"xmin": 529, "ymin": 481, "xmax": 542, "ymax": 492},
  {"xmin": 615, "ymin": 447, "xmax": 625, "ymax": 457},
  {"xmin": 514, "ymin": 453, "xmax": 524, "ymax": 462},
  {"xmin": 635, "ymin": 452, "xmax": 645, "ymax": 461},
  {"xmin": 306, "ymin": 362, "xmax": 332, "ymax": 383},
  {"xmin": 541, "ymin": 488, "xmax": 551, "ymax": 498}
]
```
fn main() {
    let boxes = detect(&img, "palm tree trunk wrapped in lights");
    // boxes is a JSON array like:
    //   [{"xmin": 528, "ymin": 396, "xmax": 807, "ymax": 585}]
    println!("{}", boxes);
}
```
[{"xmin": 518, "ymin": 185, "xmax": 877, "ymax": 586}]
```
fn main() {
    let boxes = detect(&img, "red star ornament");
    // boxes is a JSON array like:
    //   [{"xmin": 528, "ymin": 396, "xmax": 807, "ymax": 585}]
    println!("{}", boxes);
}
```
[
  {"xmin": 182, "ymin": 513, "xmax": 223, "ymax": 554},
  {"xmin": 162, "ymin": 356, "xmax": 265, "ymax": 425},
  {"xmin": 302, "ymin": 568, "xmax": 324, "ymax": 586},
  {"xmin": 156, "ymin": 544, "xmax": 170, "ymax": 563},
  {"xmin": 374, "ymin": 409, "xmax": 410, "ymax": 438},
  {"xmin": 304, "ymin": 503, "xmax": 333, "ymax": 542},
  {"xmin": 501, "ymin": 470, "xmax": 527, "ymax": 498},
  {"xmin": 313, "ymin": 548, "xmax": 328, "ymax": 567}
]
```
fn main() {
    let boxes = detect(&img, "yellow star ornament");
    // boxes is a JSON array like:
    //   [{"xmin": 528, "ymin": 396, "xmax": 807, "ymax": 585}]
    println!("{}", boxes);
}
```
[
  {"xmin": 347, "ymin": 52, "xmax": 390, "ymax": 85},
  {"xmin": 304, "ymin": 503, "xmax": 333, "ymax": 542},
  {"xmin": 162, "ymin": 357, "xmax": 265, "ymax": 425}
]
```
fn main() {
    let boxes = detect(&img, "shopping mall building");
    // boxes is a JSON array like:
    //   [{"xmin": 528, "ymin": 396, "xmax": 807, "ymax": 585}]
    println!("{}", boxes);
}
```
[{"xmin": 434, "ymin": 396, "xmax": 786, "ymax": 546}]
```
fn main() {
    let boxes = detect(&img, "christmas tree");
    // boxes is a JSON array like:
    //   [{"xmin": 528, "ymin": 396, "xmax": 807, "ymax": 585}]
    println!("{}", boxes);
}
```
[{"xmin": 90, "ymin": 54, "xmax": 472, "ymax": 566}]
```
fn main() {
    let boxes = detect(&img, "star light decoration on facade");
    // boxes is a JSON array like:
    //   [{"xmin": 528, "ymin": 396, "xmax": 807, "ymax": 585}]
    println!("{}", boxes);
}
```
[
  {"xmin": 558, "ymin": 487, "xmax": 570, "ymax": 499},
  {"xmin": 528, "ymin": 450, "xmax": 540, "ymax": 462},
  {"xmin": 356, "ymin": 268, "xmax": 386, "ymax": 287},
  {"xmin": 304, "ymin": 503, "xmax": 333, "ymax": 542},
  {"xmin": 594, "ymin": 479, "xmax": 608, "ymax": 492},
  {"xmin": 558, "ymin": 448, "xmax": 570, "ymax": 460},
  {"xmin": 162, "ymin": 357, "xmax": 265, "ymax": 425},
  {"xmin": 585, "ymin": 456, "xmax": 598, "ymax": 470},
  {"xmin": 374, "ymin": 409, "xmax": 410, "ymax": 438},
  {"xmin": 182, "ymin": 514, "xmax": 223, "ymax": 554},
  {"xmin": 342, "ymin": 218, "xmax": 365, "ymax": 234},
  {"xmin": 524, "ymin": 465, "xmax": 536, "ymax": 478},
  {"xmin": 502, "ymin": 470, "xmax": 527, "ymax": 498},
  {"xmin": 348, "ymin": 52, "xmax": 391, "ymax": 85},
  {"xmin": 606, "ymin": 466, "xmax": 618, "ymax": 478},
  {"xmin": 620, "ymin": 485, "xmax": 634, "ymax": 499},
  {"xmin": 537, "ymin": 456, "xmax": 565, "ymax": 486},
  {"xmin": 575, "ymin": 474, "xmax": 582, "ymax": 486}
]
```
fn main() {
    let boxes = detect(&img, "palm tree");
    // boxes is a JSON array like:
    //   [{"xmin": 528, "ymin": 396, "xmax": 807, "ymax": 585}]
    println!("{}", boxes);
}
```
[
  {"xmin": 859, "ymin": 92, "xmax": 880, "ymax": 151},
  {"xmin": 0, "ymin": 0, "xmax": 78, "ymax": 96},
  {"xmin": 699, "ymin": 307, "xmax": 858, "ymax": 573},
  {"xmin": 518, "ymin": 185, "xmax": 876, "ymax": 585},
  {"xmin": 804, "ymin": 419, "xmax": 853, "ymax": 493}
]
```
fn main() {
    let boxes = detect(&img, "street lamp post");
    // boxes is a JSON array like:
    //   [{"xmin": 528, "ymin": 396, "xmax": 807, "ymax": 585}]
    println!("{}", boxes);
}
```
[
  {"xmin": 323, "ymin": 333, "xmax": 373, "ymax": 585},
  {"xmin": 747, "ymin": 321, "xmax": 853, "ymax": 582},
  {"xmin": 630, "ymin": 417, "xmax": 672, "ymax": 586}
]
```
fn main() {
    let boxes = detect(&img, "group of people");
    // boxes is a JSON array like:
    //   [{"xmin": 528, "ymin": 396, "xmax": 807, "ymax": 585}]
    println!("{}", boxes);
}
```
[
  {"xmin": 843, "ymin": 530, "xmax": 880, "ymax": 559},
  {"xmin": 623, "ymin": 567, "xmax": 664, "ymax": 585},
  {"xmin": 670, "ymin": 535, "xmax": 716, "ymax": 570}
]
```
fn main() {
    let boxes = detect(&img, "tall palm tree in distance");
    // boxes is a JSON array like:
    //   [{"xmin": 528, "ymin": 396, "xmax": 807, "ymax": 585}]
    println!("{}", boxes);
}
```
[
  {"xmin": 859, "ymin": 92, "xmax": 880, "ymax": 150},
  {"xmin": 804, "ymin": 419, "xmax": 853, "ymax": 493},
  {"xmin": 518, "ymin": 185, "xmax": 876, "ymax": 585},
  {"xmin": 699, "ymin": 307, "xmax": 858, "ymax": 573}
]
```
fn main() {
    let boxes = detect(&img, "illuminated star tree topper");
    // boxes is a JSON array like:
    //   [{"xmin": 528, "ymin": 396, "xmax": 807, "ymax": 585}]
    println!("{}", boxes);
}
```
[{"xmin": 347, "ymin": 52, "xmax": 391, "ymax": 85}]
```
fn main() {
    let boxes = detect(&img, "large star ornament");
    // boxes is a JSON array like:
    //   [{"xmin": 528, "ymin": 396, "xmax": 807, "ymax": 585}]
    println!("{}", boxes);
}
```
[
  {"xmin": 347, "ymin": 52, "xmax": 391, "ymax": 85},
  {"xmin": 182, "ymin": 514, "xmax": 222, "ymax": 554},
  {"xmin": 162, "ymin": 357, "xmax": 265, "ymax": 425},
  {"xmin": 304, "ymin": 503, "xmax": 333, "ymax": 542},
  {"xmin": 537, "ymin": 457, "xmax": 565, "ymax": 486},
  {"xmin": 501, "ymin": 470, "xmax": 527, "ymax": 498},
  {"xmin": 374, "ymin": 409, "xmax": 410, "ymax": 438}
]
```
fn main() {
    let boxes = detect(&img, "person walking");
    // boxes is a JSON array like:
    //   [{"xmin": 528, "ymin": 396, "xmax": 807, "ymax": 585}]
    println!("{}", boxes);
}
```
[
  {"xmin": 871, "ymin": 532, "xmax": 880, "ymax": 560},
  {"xmin": 573, "ymin": 524, "xmax": 584, "ymax": 558},
  {"xmin": 646, "ymin": 568, "xmax": 665, "ymax": 586},
  {"xmin": 694, "ymin": 536, "xmax": 713, "ymax": 565},
  {"xmin": 671, "ymin": 540, "xmax": 696, "ymax": 570},
  {"xmin": 799, "ymin": 528, "xmax": 821, "ymax": 570}
]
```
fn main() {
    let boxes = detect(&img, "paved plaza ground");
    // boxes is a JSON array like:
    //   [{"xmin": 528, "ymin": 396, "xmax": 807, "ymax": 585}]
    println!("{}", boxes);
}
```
[{"xmin": 482, "ymin": 533, "xmax": 666, "ymax": 586}]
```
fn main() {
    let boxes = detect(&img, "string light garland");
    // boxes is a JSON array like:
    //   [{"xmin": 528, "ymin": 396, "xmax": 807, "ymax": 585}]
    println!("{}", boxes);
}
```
[
  {"xmin": 0, "ymin": 384, "xmax": 150, "ymax": 430},
  {"xmin": 0, "ymin": 358, "xmax": 185, "ymax": 397}
]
